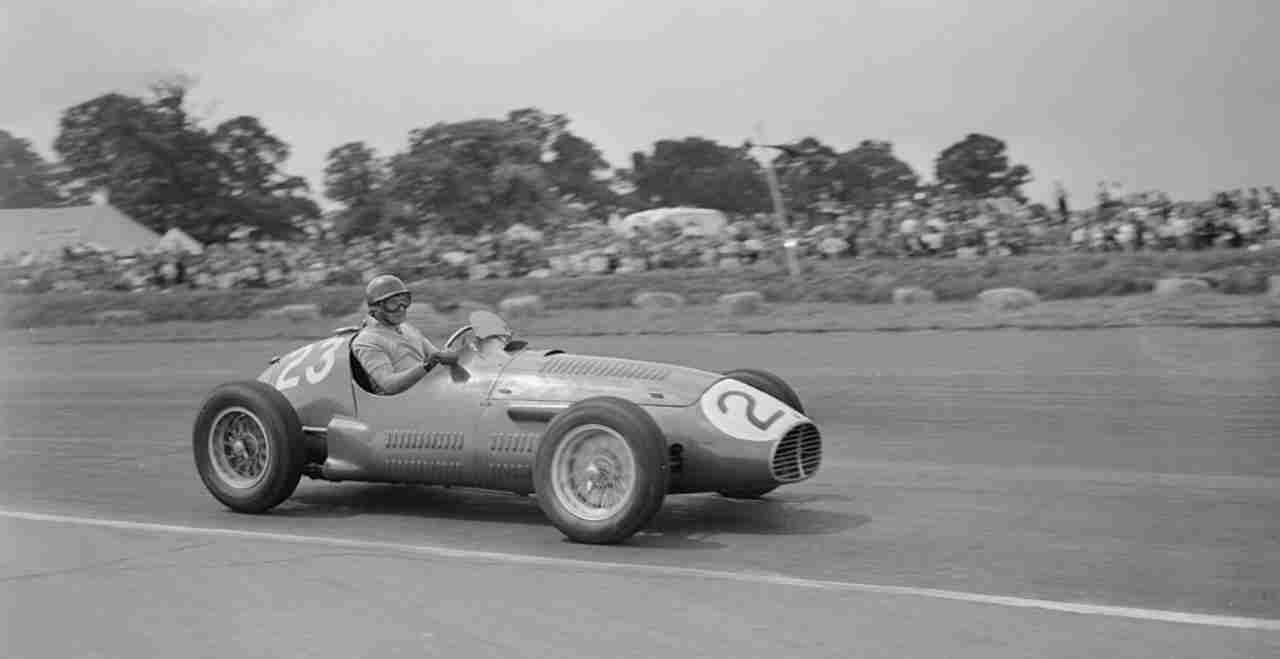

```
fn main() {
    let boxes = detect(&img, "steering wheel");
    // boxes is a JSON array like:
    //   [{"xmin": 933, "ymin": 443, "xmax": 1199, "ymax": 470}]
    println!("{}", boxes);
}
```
[
  {"xmin": 444, "ymin": 324, "xmax": 474, "ymax": 350},
  {"xmin": 444, "ymin": 317, "xmax": 515, "ymax": 351}
]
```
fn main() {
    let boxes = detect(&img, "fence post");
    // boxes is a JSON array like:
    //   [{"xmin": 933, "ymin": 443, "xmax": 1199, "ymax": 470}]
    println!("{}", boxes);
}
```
[{"xmin": 783, "ymin": 238, "xmax": 801, "ymax": 281}]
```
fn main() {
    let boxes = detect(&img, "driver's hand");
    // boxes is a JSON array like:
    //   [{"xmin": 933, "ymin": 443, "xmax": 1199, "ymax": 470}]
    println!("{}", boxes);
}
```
[{"xmin": 430, "ymin": 349, "xmax": 462, "ymax": 366}]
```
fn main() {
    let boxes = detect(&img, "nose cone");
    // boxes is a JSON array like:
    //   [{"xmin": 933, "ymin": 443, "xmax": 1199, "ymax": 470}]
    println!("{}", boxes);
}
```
[{"xmin": 697, "ymin": 378, "xmax": 810, "ymax": 443}]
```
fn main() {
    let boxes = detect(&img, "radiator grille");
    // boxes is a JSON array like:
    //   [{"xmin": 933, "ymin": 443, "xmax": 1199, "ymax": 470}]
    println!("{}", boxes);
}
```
[{"xmin": 770, "ymin": 423, "xmax": 822, "ymax": 482}]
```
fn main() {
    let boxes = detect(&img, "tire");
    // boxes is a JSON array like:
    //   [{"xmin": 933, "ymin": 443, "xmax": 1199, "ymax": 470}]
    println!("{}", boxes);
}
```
[
  {"xmin": 722, "ymin": 368, "xmax": 804, "ymax": 414},
  {"xmin": 193, "ymin": 380, "xmax": 306, "ymax": 514},
  {"xmin": 533, "ymin": 396, "xmax": 669, "ymax": 544},
  {"xmin": 717, "ymin": 368, "xmax": 805, "ymax": 499}
]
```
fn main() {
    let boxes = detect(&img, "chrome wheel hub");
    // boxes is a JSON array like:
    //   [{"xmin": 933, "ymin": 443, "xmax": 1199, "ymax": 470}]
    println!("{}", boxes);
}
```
[
  {"xmin": 208, "ymin": 407, "xmax": 270, "ymax": 489},
  {"xmin": 550, "ymin": 424, "xmax": 636, "ymax": 521}
]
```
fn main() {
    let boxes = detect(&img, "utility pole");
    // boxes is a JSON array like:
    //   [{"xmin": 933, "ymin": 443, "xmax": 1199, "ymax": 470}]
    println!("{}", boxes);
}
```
[
  {"xmin": 750, "ymin": 123, "xmax": 800, "ymax": 280},
  {"xmin": 752, "ymin": 122, "xmax": 789, "ymax": 230}
]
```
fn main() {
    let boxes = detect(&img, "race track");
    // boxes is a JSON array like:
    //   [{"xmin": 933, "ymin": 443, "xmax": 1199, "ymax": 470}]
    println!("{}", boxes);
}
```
[{"xmin": 2, "ymin": 327, "xmax": 1278, "ymax": 658}]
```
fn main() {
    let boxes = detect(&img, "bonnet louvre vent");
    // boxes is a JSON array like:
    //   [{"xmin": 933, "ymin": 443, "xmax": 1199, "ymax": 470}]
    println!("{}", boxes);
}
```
[{"xmin": 539, "ymin": 356, "xmax": 671, "ymax": 381}]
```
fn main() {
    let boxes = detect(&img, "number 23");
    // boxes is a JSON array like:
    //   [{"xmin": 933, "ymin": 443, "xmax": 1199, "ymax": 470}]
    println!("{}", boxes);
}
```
[{"xmin": 275, "ymin": 336, "xmax": 344, "ymax": 390}]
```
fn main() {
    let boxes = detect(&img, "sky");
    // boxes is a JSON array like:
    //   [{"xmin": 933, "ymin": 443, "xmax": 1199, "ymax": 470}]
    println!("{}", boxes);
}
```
[{"xmin": 2, "ymin": 0, "xmax": 1277, "ymax": 210}]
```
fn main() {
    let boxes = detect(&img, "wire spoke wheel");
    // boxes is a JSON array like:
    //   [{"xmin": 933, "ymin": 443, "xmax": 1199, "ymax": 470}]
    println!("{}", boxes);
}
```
[
  {"xmin": 193, "ymin": 380, "xmax": 306, "ymax": 514},
  {"xmin": 550, "ymin": 424, "xmax": 637, "ymax": 521},
  {"xmin": 208, "ymin": 406, "xmax": 271, "ymax": 490},
  {"xmin": 534, "ymin": 396, "xmax": 667, "ymax": 544}
]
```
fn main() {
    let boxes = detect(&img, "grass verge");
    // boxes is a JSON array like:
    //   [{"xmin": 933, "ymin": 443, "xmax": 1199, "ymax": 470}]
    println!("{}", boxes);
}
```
[{"xmin": 8, "ymin": 293, "xmax": 1278, "ymax": 345}]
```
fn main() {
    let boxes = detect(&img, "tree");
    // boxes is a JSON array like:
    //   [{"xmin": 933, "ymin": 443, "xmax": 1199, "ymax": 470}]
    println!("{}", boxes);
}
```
[
  {"xmin": 627, "ymin": 137, "xmax": 771, "ymax": 213},
  {"xmin": 934, "ymin": 133, "xmax": 1032, "ymax": 200},
  {"xmin": 0, "ymin": 130, "xmax": 65, "ymax": 208},
  {"xmin": 547, "ymin": 131, "xmax": 614, "ymax": 209},
  {"xmin": 505, "ymin": 107, "xmax": 569, "ymax": 153},
  {"xmin": 324, "ymin": 141, "xmax": 385, "ymax": 206},
  {"xmin": 386, "ymin": 118, "xmax": 556, "ymax": 234},
  {"xmin": 324, "ymin": 141, "xmax": 394, "ymax": 238},
  {"xmin": 830, "ymin": 140, "xmax": 920, "ymax": 209},
  {"xmin": 344, "ymin": 107, "xmax": 617, "ymax": 233},
  {"xmin": 55, "ymin": 88, "xmax": 222, "ymax": 237},
  {"xmin": 505, "ymin": 107, "xmax": 615, "ymax": 212},
  {"xmin": 210, "ymin": 115, "xmax": 318, "ymax": 237},
  {"xmin": 212, "ymin": 116, "xmax": 290, "ymax": 192},
  {"xmin": 53, "ymin": 80, "xmax": 315, "ymax": 242},
  {"xmin": 767, "ymin": 136, "xmax": 841, "ymax": 215}
]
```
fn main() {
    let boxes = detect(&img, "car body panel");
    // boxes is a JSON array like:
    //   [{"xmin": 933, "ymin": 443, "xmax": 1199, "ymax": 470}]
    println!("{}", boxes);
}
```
[
  {"xmin": 256, "ymin": 333, "xmax": 356, "ymax": 429},
  {"xmin": 489, "ymin": 351, "xmax": 718, "ymax": 408}
]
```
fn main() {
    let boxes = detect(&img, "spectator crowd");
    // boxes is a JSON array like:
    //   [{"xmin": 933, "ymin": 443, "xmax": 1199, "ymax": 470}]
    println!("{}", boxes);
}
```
[{"xmin": 4, "ymin": 185, "xmax": 1278, "ymax": 295}]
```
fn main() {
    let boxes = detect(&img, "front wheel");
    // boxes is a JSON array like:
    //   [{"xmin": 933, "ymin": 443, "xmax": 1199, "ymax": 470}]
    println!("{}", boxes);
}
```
[
  {"xmin": 722, "ymin": 368, "xmax": 804, "ymax": 414},
  {"xmin": 193, "ymin": 380, "xmax": 306, "ymax": 514},
  {"xmin": 533, "ymin": 397, "xmax": 669, "ymax": 544}
]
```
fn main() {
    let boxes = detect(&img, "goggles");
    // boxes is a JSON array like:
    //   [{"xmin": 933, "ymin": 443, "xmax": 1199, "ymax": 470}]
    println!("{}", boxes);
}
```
[{"xmin": 379, "ymin": 294, "xmax": 412, "ymax": 312}]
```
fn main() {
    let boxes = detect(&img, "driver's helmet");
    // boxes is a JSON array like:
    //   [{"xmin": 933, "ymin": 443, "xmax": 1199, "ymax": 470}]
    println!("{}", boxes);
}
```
[{"xmin": 365, "ymin": 274, "xmax": 410, "ymax": 307}]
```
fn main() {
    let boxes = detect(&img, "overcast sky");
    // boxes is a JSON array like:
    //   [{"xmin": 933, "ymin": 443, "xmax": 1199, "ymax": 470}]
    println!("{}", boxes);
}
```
[{"xmin": 2, "ymin": 0, "xmax": 1276, "ymax": 209}]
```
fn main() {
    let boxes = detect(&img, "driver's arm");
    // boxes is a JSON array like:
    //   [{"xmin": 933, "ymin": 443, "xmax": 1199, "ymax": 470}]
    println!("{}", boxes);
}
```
[
  {"xmin": 352, "ymin": 340, "xmax": 431, "ymax": 396},
  {"xmin": 406, "ymin": 324, "xmax": 441, "ymax": 358}
]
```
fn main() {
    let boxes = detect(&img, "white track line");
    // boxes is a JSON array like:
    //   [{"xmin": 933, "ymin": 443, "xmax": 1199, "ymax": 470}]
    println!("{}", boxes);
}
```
[{"xmin": 2, "ymin": 508, "xmax": 1277, "ymax": 632}]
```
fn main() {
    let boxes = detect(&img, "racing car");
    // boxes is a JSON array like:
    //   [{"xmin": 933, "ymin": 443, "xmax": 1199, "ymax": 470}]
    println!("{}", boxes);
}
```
[{"xmin": 192, "ymin": 310, "xmax": 822, "ymax": 544}]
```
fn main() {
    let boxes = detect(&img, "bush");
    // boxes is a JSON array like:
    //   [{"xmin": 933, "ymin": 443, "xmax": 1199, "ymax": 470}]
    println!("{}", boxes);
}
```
[
  {"xmin": 632, "ymin": 291, "xmax": 687, "ymax": 310},
  {"xmin": 1154, "ymin": 278, "xmax": 1213, "ymax": 296},
  {"xmin": 977, "ymin": 287, "xmax": 1040, "ymax": 311},
  {"xmin": 892, "ymin": 287, "xmax": 937, "ymax": 304},
  {"xmin": 717, "ymin": 291, "xmax": 766, "ymax": 316}
]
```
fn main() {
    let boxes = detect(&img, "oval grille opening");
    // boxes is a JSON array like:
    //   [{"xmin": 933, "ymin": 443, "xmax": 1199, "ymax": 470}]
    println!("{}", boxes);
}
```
[{"xmin": 771, "ymin": 423, "xmax": 822, "ymax": 482}]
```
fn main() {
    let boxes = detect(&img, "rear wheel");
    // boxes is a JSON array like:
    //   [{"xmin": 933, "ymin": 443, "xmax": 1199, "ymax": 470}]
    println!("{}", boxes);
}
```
[
  {"xmin": 534, "ymin": 397, "xmax": 668, "ymax": 544},
  {"xmin": 193, "ymin": 380, "xmax": 306, "ymax": 513},
  {"xmin": 717, "ymin": 369, "xmax": 805, "ymax": 499}
]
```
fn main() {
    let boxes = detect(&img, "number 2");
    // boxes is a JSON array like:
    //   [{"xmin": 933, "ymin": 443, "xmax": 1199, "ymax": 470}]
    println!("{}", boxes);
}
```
[{"xmin": 717, "ymin": 390, "xmax": 784, "ymax": 431}]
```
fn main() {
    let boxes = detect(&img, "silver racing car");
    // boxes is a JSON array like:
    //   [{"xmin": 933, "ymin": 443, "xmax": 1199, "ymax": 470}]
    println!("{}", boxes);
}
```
[{"xmin": 193, "ymin": 311, "xmax": 822, "ymax": 544}]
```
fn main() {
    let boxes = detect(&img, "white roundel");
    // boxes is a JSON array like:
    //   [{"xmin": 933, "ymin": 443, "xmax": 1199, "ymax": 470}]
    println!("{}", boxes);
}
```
[{"xmin": 699, "ymin": 378, "xmax": 806, "ymax": 443}]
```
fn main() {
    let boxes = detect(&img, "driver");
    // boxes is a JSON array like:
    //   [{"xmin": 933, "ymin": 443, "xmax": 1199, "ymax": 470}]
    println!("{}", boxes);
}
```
[{"xmin": 351, "ymin": 274, "xmax": 461, "ymax": 395}]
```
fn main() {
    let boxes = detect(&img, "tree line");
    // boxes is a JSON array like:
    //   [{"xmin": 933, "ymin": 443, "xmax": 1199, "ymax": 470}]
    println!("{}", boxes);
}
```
[{"xmin": 1, "ymin": 80, "xmax": 1033, "ymax": 242}]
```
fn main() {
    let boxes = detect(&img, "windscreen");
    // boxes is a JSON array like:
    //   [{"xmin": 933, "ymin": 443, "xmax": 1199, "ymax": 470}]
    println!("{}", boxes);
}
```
[{"xmin": 469, "ymin": 310, "xmax": 511, "ymax": 340}]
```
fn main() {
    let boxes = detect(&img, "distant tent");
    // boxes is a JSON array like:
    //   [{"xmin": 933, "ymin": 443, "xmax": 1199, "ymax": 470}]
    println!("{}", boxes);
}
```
[
  {"xmin": 0, "ymin": 204, "xmax": 163, "ymax": 260},
  {"xmin": 156, "ymin": 227, "xmax": 204, "ymax": 254},
  {"xmin": 612, "ymin": 207, "xmax": 729, "ymax": 237}
]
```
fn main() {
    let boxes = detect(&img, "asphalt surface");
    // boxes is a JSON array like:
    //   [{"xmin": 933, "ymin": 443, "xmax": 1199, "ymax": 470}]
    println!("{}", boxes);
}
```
[{"xmin": 1, "ymin": 327, "xmax": 1278, "ymax": 658}]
